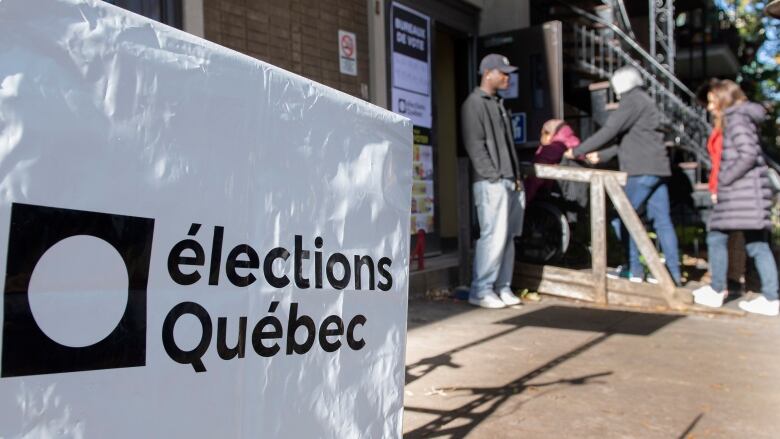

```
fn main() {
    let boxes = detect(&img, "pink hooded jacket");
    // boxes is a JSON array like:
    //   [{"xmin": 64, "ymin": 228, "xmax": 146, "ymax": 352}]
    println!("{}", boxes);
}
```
[{"xmin": 525, "ymin": 124, "xmax": 580, "ymax": 204}]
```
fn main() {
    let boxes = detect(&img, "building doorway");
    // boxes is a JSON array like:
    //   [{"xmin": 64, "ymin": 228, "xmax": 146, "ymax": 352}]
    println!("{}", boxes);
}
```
[
  {"xmin": 386, "ymin": 0, "xmax": 478, "ymax": 257},
  {"xmin": 433, "ymin": 25, "xmax": 473, "ymax": 254}
]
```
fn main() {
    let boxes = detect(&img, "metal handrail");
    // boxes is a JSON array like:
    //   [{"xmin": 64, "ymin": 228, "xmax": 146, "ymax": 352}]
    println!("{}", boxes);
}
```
[
  {"xmin": 573, "ymin": 26, "xmax": 710, "ymax": 121},
  {"xmin": 555, "ymin": 0, "xmax": 720, "ymax": 174},
  {"xmin": 571, "ymin": 23, "xmax": 713, "ymax": 169},
  {"xmin": 612, "ymin": 0, "xmax": 636, "ymax": 40},
  {"xmin": 557, "ymin": 0, "xmax": 697, "ymax": 102}
]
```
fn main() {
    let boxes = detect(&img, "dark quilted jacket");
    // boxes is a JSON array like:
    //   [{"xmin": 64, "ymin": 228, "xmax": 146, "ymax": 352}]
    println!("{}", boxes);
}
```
[{"xmin": 709, "ymin": 102, "xmax": 772, "ymax": 231}]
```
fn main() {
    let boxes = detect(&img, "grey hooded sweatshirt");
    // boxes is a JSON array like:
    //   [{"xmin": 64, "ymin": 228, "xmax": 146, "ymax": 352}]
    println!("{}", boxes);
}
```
[
  {"xmin": 571, "ymin": 88, "xmax": 670, "ymax": 177},
  {"xmin": 709, "ymin": 101, "xmax": 772, "ymax": 231}
]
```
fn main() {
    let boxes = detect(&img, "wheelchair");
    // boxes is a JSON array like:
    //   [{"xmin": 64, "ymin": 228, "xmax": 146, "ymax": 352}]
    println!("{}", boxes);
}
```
[{"xmin": 516, "ymin": 182, "xmax": 593, "ymax": 265}]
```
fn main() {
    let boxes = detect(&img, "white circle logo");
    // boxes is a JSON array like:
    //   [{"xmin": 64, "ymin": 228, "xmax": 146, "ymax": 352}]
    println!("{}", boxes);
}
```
[{"xmin": 28, "ymin": 235, "xmax": 129, "ymax": 347}]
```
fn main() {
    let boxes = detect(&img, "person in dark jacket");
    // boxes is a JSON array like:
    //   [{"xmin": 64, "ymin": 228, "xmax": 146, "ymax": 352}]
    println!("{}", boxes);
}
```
[
  {"xmin": 564, "ymin": 65, "xmax": 682, "ymax": 285},
  {"xmin": 692, "ymin": 80, "xmax": 778, "ymax": 316},
  {"xmin": 461, "ymin": 54, "xmax": 524, "ymax": 309}
]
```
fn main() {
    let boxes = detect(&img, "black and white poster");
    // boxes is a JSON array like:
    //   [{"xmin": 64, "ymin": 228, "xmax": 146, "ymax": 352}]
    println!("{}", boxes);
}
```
[{"xmin": 390, "ymin": 2, "xmax": 432, "ymax": 129}]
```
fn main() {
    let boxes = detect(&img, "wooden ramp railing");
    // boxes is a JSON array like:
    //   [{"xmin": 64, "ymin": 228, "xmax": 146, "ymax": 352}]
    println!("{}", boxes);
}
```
[{"xmin": 515, "ymin": 164, "xmax": 689, "ymax": 311}]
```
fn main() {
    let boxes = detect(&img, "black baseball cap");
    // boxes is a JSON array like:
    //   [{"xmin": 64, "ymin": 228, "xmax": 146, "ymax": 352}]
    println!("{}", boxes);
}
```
[{"xmin": 479, "ymin": 54, "xmax": 517, "ymax": 74}]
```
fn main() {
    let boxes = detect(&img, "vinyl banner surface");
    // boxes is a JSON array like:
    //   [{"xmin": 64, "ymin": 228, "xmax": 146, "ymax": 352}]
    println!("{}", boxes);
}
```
[{"xmin": 0, "ymin": 1, "xmax": 412, "ymax": 437}]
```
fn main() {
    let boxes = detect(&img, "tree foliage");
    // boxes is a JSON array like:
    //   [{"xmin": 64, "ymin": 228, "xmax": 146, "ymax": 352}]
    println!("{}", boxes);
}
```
[{"xmin": 716, "ymin": 0, "xmax": 779, "ymax": 149}]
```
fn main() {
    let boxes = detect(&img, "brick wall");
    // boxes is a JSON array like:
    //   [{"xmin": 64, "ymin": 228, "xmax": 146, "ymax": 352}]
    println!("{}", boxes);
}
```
[{"xmin": 204, "ymin": 0, "xmax": 370, "ymax": 100}]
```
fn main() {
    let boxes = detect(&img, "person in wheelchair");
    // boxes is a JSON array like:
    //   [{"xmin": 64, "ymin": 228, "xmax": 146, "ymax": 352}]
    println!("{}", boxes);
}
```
[
  {"xmin": 524, "ymin": 119, "xmax": 580, "ymax": 204},
  {"xmin": 517, "ymin": 120, "xmax": 584, "ymax": 266}
]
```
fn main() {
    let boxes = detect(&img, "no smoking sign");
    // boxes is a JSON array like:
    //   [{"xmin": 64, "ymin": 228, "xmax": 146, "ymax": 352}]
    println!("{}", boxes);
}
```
[
  {"xmin": 338, "ymin": 30, "xmax": 357, "ymax": 76},
  {"xmin": 340, "ymin": 34, "xmax": 354, "ymax": 58}
]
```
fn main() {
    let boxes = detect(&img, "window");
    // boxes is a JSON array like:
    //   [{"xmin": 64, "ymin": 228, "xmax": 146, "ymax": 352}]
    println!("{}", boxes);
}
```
[{"xmin": 104, "ymin": 0, "xmax": 182, "ymax": 29}]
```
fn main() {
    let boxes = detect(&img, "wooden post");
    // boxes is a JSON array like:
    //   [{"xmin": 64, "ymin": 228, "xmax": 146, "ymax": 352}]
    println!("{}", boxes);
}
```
[
  {"xmin": 590, "ymin": 175, "xmax": 607, "ymax": 304},
  {"xmin": 511, "ymin": 165, "xmax": 692, "ymax": 311},
  {"xmin": 603, "ymin": 176, "xmax": 686, "ymax": 310},
  {"xmin": 457, "ymin": 158, "xmax": 472, "ymax": 286},
  {"xmin": 530, "ymin": 164, "xmax": 627, "ymax": 185}
]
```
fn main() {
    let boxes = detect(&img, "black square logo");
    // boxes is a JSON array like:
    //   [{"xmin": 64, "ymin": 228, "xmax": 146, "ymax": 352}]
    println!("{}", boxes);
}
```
[{"xmin": 2, "ymin": 203, "xmax": 154, "ymax": 377}]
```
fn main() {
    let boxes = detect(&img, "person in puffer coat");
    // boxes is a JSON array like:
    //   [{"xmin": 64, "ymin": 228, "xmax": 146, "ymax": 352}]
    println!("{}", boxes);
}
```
[{"xmin": 693, "ymin": 79, "xmax": 779, "ymax": 316}]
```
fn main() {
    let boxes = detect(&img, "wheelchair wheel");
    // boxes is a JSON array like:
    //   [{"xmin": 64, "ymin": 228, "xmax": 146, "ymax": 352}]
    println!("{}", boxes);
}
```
[{"xmin": 516, "ymin": 201, "xmax": 570, "ymax": 264}]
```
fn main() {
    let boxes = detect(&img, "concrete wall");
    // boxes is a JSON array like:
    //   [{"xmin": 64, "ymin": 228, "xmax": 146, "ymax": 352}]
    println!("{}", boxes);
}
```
[
  {"xmin": 202, "ymin": 0, "xmax": 371, "ymax": 100},
  {"xmin": 463, "ymin": 0, "xmax": 529, "ymax": 35},
  {"xmin": 184, "ymin": 0, "xmax": 529, "ymax": 106},
  {"xmin": 183, "ymin": 0, "xmax": 205, "ymax": 38},
  {"xmin": 368, "ymin": 0, "xmax": 388, "ymax": 107}
]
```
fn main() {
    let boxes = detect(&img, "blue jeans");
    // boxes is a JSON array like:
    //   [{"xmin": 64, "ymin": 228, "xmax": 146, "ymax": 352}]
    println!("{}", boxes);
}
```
[
  {"xmin": 708, "ymin": 229, "xmax": 779, "ymax": 300},
  {"xmin": 613, "ymin": 175, "xmax": 681, "ymax": 284},
  {"xmin": 471, "ymin": 179, "xmax": 525, "ymax": 298}
]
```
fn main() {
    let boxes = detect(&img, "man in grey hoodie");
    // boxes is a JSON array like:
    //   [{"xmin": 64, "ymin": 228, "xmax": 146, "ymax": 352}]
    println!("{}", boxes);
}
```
[
  {"xmin": 565, "ymin": 65, "xmax": 682, "ymax": 285},
  {"xmin": 461, "ymin": 54, "xmax": 524, "ymax": 309}
]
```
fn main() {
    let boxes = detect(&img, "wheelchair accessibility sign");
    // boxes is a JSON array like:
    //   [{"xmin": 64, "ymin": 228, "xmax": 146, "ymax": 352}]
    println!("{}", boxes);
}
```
[{"xmin": 511, "ymin": 112, "xmax": 526, "ymax": 144}]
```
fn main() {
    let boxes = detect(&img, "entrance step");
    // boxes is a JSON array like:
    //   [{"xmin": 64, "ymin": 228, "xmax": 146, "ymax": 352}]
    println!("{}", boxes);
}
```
[
  {"xmin": 409, "ymin": 252, "xmax": 459, "ymax": 299},
  {"xmin": 588, "ymin": 81, "xmax": 610, "ymax": 91}
]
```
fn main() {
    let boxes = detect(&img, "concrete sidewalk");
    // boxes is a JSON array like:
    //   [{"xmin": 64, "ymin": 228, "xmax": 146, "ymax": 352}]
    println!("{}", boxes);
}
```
[{"xmin": 403, "ymin": 297, "xmax": 780, "ymax": 438}]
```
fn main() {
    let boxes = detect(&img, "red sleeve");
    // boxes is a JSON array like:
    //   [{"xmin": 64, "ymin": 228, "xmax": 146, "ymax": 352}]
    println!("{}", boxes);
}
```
[{"xmin": 707, "ymin": 128, "xmax": 723, "ymax": 194}]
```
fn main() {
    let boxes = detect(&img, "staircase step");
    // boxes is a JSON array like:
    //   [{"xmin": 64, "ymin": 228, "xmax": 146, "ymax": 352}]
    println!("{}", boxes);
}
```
[
  {"xmin": 568, "ymin": 65, "xmax": 611, "ymax": 80},
  {"xmin": 588, "ymin": 81, "xmax": 611, "ymax": 91}
]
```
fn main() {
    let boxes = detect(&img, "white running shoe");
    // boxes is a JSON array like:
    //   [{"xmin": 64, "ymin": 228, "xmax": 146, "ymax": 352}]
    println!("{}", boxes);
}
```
[
  {"xmin": 693, "ymin": 286, "xmax": 726, "ymax": 308},
  {"xmin": 469, "ymin": 291, "xmax": 507, "ymax": 309},
  {"xmin": 738, "ymin": 296, "xmax": 780, "ymax": 316},
  {"xmin": 692, "ymin": 284, "xmax": 717, "ymax": 297},
  {"xmin": 498, "ymin": 289, "xmax": 522, "ymax": 306}
]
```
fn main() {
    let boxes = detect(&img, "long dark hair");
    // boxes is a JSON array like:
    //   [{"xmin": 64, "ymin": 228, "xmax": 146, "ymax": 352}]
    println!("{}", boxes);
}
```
[{"xmin": 710, "ymin": 80, "xmax": 748, "ymax": 111}]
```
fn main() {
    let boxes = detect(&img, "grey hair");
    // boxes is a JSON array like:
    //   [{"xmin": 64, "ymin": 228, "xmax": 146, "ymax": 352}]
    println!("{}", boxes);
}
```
[{"xmin": 610, "ymin": 66, "xmax": 644, "ymax": 97}]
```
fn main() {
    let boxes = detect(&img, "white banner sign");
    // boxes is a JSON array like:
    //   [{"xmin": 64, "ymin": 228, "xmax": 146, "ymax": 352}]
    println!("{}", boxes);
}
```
[
  {"xmin": 390, "ymin": 2, "xmax": 432, "ymax": 129},
  {"xmin": 0, "ymin": 1, "xmax": 412, "ymax": 438}
]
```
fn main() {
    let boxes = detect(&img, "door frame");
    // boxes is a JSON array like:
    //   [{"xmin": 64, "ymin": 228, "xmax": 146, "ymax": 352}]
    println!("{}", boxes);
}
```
[{"xmin": 385, "ymin": 0, "xmax": 479, "ymax": 255}]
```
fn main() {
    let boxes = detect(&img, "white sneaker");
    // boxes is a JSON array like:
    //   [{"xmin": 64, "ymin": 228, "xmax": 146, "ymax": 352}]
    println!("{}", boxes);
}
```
[
  {"xmin": 738, "ymin": 296, "xmax": 780, "ymax": 316},
  {"xmin": 692, "ymin": 284, "xmax": 717, "ymax": 297},
  {"xmin": 469, "ymin": 291, "xmax": 506, "ymax": 309},
  {"xmin": 498, "ymin": 289, "xmax": 522, "ymax": 306},
  {"xmin": 693, "ymin": 286, "xmax": 726, "ymax": 308}
]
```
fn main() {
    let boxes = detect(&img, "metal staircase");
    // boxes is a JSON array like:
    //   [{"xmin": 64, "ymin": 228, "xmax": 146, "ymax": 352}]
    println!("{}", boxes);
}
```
[{"xmin": 560, "ymin": 1, "xmax": 713, "ymax": 176}]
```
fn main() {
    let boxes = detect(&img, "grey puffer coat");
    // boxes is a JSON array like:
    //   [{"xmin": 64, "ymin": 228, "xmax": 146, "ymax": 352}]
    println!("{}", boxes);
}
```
[{"xmin": 709, "ymin": 102, "xmax": 772, "ymax": 231}]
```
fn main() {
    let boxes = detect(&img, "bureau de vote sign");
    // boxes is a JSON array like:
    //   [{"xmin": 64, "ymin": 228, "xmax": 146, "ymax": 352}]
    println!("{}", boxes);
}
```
[{"xmin": 0, "ymin": 0, "xmax": 412, "ymax": 437}]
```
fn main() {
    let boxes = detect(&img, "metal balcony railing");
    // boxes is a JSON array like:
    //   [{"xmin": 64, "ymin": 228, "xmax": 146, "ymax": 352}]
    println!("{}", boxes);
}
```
[
  {"xmin": 572, "ymin": 24, "xmax": 712, "ymax": 167},
  {"xmin": 558, "ymin": 2, "xmax": 713, "ymax": 174}
]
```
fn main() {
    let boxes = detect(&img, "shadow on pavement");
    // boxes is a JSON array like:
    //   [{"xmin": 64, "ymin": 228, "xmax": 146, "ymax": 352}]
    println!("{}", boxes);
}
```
[
  {"xmin": 407, "ymin": 298, "xmax": 475, "ymax": 332},
  {"xmin": 404, "ymin": 304, "xmax": 683, "ymax": 438},
  {"xmin": 677, "ymin": 413, "xmax": 704, "ymax": 439}
]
